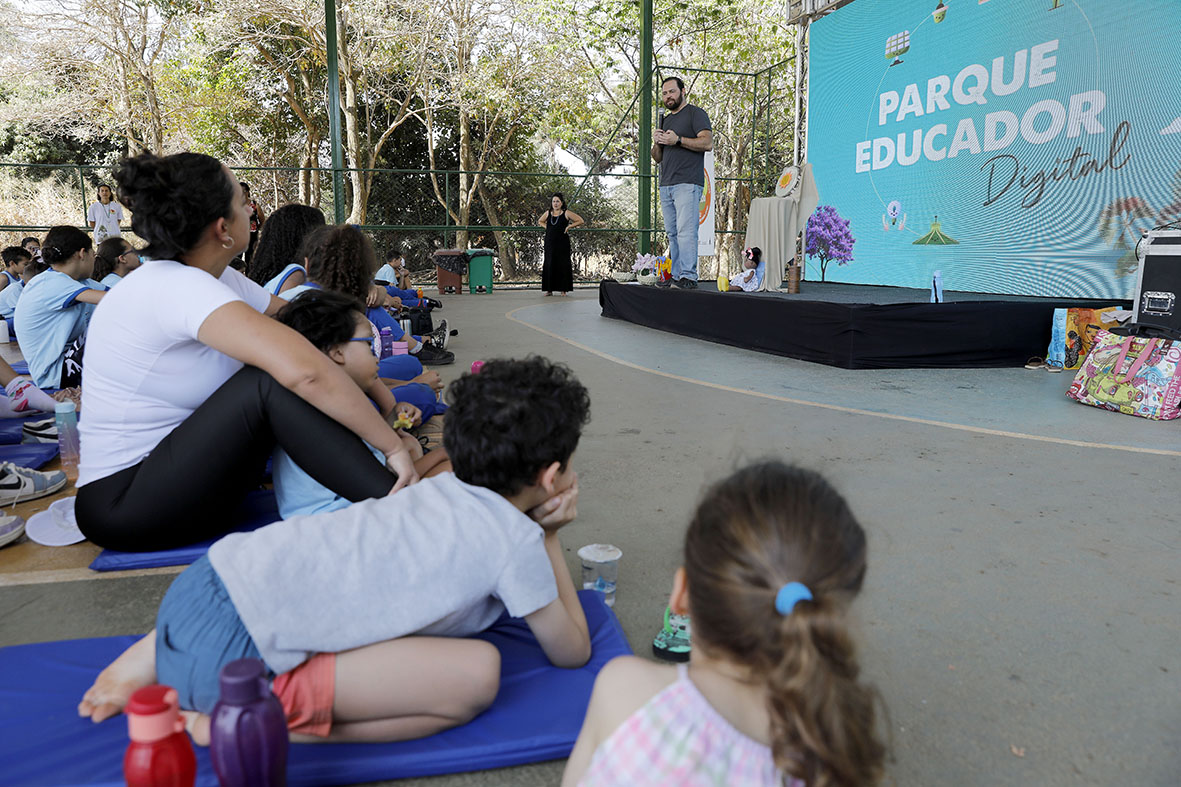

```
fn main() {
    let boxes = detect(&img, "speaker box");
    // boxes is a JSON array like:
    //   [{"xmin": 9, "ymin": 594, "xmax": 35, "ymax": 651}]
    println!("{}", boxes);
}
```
[{"xmin": 1131, "ymin": 230, "xmax": 1181, "ymax": 340}]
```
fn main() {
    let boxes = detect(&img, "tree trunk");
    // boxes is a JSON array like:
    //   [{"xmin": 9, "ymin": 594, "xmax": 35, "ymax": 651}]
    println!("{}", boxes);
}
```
[
  {"xmin": 478, "ymin": 183, "xmax": 517, "ymax": 278},
  {"xmin": 337, "ymin": 20, "xmax": 368, "ymax": 225}
]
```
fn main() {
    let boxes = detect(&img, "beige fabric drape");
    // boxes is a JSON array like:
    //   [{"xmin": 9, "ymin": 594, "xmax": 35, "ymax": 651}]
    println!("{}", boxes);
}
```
[{"xmin": 743, "ymin": 163, "xmax": 819, "ymax": 292}]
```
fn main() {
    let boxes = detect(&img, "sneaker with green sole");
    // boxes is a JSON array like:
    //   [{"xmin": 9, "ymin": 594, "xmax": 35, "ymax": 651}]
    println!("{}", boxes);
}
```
[{"xmin": 651, "ymin": 606, "xmax": 691, "ymax": 662}]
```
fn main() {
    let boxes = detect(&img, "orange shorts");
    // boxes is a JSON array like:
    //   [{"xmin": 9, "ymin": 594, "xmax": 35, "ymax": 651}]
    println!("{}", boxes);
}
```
[{"xmin": 271, "ymin": 652, "xmax": 336, "ymax": 737}]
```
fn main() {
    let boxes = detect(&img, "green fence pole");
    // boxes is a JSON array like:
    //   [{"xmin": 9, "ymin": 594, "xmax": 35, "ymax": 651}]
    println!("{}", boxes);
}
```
[
  {"xmin": 76, "ymin": 166, "xmax": 88, "ymax": 224},
  {"xmin": 444, "ymin": 172, "xmax": 451, "ymax": 249},
  {"xmin": 638, "ymin": 0, "xmax": 653, "ymax": 255},
  {"xmin": 324, "ymin": 0, "xmax": 346, "ymax": 224}
]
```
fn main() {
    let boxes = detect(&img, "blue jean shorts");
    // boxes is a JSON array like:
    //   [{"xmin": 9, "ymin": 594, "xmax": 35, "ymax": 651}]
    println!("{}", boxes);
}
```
[{"xmin": 155, "ymin": 554, "xmax": 264, "ymax": 713}]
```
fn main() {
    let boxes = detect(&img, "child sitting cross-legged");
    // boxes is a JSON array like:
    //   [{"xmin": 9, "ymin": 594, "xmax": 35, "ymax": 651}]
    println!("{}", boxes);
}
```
[
  {"xmin": 271, "ymin": 288, "xmax": 450, "ymax": 518},
  {"xmin": 78, "ymin": 356, "xmax": 593, "ymax": 744},
  {"xmin": 562, "ymin": 462, "xmax": 886, "ymax": 787}
]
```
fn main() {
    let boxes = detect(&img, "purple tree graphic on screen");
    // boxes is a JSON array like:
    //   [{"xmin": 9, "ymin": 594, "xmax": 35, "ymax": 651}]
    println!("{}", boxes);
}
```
[{"xmin": 805, "ymin": 205, "xmax": 855, "ymax": 282}]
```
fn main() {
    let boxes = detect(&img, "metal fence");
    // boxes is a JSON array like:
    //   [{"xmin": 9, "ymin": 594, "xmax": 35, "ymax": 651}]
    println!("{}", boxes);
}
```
[{"xmin": 0, "ymin": 59, "xmax": 797, "ymax": 281}]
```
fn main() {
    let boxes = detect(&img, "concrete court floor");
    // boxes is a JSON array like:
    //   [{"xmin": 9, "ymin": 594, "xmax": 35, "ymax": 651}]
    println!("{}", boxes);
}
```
[{"xmin": 2, "ymin": 286, "xmax": 1178, "ymax": 786}]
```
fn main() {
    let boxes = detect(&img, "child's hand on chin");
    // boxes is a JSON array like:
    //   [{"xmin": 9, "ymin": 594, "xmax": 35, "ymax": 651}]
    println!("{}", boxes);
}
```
[{"xmin": 530, "ymin": 473, "xmax": 579, "ymax": 532}]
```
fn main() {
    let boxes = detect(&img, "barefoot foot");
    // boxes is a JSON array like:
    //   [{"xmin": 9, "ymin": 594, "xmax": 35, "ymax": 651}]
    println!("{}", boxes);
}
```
[
  {"xmin": 78, "ymin": 630, "xmax": 157, "ymax": 723},
  {"xmin": 181, "ymin": 710, "xmax": 211, "ymax": 746}
]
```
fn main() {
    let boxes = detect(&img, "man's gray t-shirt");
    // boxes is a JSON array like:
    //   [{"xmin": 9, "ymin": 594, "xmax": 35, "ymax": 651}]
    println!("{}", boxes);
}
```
[{"xmin": 659, "ymin": 104, "xmax": 711, "ymax": 187}]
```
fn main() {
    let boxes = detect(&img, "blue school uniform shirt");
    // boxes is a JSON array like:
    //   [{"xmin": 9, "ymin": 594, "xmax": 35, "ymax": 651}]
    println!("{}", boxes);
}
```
[
  {"xmin": 2, "ymin": 271, "xmax": 19, "ymax": 287},
  {"xmin": 264, "ymin": 263, "xmax": 306, "ymax": 296},
  {"xmin": 0, "ymin": 279, "xmax": 23, "ymax": 318},
  {"xmin": 100, "ymin": 272, "xmax": 122, "ymax": 289},
  {"xmin": 374, "ymin": 263, "xmax": 398, "ymax": 282},
  {"xmin": 272, "ymin": 441, "xmax": 387, "ymax": 519},
  {"xmin": 13, "ymin": 269, "xmax": 106, "ymax": 387},
  {"xmin": 277, "ymin": 280, "xmax": 320, "ymax": 302}
]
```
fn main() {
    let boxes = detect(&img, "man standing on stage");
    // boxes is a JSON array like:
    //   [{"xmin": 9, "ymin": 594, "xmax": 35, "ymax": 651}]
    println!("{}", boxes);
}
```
[{"xmin": 651, "ymin": 76, "xmax": 712, "ymax": 289}]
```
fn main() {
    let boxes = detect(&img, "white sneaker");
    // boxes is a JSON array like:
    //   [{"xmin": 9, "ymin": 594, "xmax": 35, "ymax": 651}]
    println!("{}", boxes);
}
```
[
  {"xmin": 0, "ymin": 462, "xmax": 68, "ymax": 505},
  {"xmin": 21, "ymin": 417, "xmax": 58, "ymax": 444},
  {"xmin": 0, "ymin": 513, "xmax": 25, "ymax": 548}
]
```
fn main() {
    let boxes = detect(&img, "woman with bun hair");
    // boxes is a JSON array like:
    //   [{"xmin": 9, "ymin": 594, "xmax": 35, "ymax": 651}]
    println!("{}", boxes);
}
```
[
  {"xmin": 13, "ymin": 225, "xmax": 107, "ymax": 388},
  {"xmin": 75, "ymin": 152, "xmax": 419, "ymax": 552}
]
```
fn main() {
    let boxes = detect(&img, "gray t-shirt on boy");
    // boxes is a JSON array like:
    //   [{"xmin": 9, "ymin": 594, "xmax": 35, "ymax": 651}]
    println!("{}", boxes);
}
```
[
  {"xmin": 659, "ymin": 104, "xmax": 712, "ymax": 187},
  {"xmin": 208, "ymin": 472, "xmax": 559, "ymax": 673}
]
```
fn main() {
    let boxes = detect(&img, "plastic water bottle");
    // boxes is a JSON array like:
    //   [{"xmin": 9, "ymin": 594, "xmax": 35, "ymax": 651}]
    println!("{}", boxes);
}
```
[
  {"xmin": 210, "ymin": 659, "xmax": 289, "ymax": 787},
  {"xmin": 379, "ymin": 327, "xmax": 394, "ymax": 359},
  {"xmin": 123, "ymin": 685, "xmax": 197, "ymax": 787},
  {"xmin": 925, "ymin": 271, "xmax": 944, "ymax": 304},
  {"xmin": 54, "ymin": 401, "xmax": 80, "ymax": 483}
]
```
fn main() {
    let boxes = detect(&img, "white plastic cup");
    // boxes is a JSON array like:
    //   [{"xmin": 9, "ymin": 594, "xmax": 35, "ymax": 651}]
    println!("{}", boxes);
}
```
[
  {"xmin": 0, "ymin": 320, "xmax": 8, "ymax": 343},
  {"xmin": 578, "ymin": 543, "xmax": 622, "ymax": 607}
]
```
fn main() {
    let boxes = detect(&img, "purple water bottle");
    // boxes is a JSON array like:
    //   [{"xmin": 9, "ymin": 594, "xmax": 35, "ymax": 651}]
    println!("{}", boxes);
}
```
[
  {"xmin": 210, "ymin": 659, "xmax": 289, "ymax": 787},
  {"xmin": 379, "ymin": 327, "xmax": 395, "ymax": 358}
]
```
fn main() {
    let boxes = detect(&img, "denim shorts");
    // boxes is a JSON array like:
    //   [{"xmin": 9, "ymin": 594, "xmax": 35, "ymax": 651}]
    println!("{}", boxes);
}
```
[{"xmin": 155, "ymin": 554, "xmax": 263, "ymax": 713}]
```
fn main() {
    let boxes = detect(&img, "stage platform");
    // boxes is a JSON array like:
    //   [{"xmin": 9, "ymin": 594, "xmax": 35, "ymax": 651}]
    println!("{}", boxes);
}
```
[{"xmin": 599, "ymin": 280, "xmax": 1131, "ymax": 370}]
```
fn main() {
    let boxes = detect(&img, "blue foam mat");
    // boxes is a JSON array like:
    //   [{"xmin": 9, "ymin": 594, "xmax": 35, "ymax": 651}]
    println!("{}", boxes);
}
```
[
  {"xmin": 0, "ymin": 414, "xmax": 48, "ymax": 446},
  {"xmin": 89, "ymin": 489, "xmax": 281, "ymax": 572},
  {"xmin": 0, "ymin": 442, "xmax": 58, "ymax": 468},
  {"xmin": 0, "ymin": 591, "xmax": 631, "ymax": 786}
]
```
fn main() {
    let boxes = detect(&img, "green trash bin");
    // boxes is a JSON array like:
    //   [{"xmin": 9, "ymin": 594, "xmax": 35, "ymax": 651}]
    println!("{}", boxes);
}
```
[{"xmin": 467, "ymin": 248, "xmax": 495, "ymax": 294}]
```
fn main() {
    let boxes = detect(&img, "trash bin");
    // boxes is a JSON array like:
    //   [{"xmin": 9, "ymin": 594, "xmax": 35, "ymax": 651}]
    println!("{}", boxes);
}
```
[
  {"xmin": 433, "ymin": 249, "xmax": 467, "ymax": 294},
  {"xmin": 467, "ymin": 248, "xmax": 496, "ymax": 294}
]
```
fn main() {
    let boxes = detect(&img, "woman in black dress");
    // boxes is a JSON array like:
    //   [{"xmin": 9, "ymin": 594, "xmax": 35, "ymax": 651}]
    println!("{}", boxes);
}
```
[{"xmin": 537, "ymin": 193, "xmax": 585, "ymax": 296}]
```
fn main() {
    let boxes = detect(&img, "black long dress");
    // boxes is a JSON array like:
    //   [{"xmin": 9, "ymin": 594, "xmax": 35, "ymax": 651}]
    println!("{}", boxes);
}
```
[{"xmin": 542, "ymin": 210, "xmax": 573, "ymax": 293}]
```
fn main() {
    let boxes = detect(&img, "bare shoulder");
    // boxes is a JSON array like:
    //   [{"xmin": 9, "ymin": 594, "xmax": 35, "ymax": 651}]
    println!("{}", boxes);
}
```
[{"xmin": 588, "ymin": 656, "xmax": 678, "ymax": 732}]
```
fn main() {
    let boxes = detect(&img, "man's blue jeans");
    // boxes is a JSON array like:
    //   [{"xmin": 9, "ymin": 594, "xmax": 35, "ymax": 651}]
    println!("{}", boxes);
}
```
[{"xmin": 660, "ymin": 183, "xmax": 703, "ymax": 282}]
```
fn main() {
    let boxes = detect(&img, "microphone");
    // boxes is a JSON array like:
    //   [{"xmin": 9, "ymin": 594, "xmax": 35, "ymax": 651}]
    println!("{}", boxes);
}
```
[{"xmin": 657, "ymin": 110, "xmax": 664, "ymax": 129}]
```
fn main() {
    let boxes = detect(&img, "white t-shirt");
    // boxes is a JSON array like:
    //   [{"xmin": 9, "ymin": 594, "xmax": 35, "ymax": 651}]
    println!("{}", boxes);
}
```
[
  {"xmin": 374, "ymin": 263, "xmax": 400, "ymax": 283},
  {"xmin": 13, "ymin": 269, "xmax": 105, "ymax": 387},
  {"xmin": 87, "ymin": 201, "xmax": 124, "ymax": 241},
  {"xmin": 77, "ymin": 260, "xmax": 271, "ymax": 486},
  {"xmin": 208, "ymin": 473, "xmax": 559, "ymax": 673}
]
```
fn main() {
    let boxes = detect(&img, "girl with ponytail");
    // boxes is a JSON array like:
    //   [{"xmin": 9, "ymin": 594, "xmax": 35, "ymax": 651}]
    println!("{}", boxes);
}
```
[{"xmin": 563, "ymin": 461, "xmax": 886, "ymax": 787}]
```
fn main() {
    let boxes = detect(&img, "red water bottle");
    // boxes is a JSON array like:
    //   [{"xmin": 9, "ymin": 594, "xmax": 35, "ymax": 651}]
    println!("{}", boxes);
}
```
[{"xmin": 123, "ymin": 685, "xmax": 197, "ymax": 787}]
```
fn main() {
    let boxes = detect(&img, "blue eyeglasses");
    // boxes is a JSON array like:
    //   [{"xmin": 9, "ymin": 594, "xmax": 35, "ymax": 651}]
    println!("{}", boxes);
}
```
[{"xmin": 348, "ymin": 336, "xmax": 379, "ymax": 356}]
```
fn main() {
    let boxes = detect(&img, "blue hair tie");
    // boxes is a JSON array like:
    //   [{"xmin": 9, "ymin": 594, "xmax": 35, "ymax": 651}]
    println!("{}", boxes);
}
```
[{"xmin": 775, "ymin": 582, "xmax": 813, "ymax": 616}]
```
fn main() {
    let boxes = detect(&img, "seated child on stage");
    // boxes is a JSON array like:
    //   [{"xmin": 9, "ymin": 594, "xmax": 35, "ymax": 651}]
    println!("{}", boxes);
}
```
[
  {"xmin": 562, "ymin": 462, "xmax": 886, "ymax": 787},
  {"xmin": 13, "ymin": 226, "xmax": 107, "ymax": 388},
  {"xmin": 79, "ymin": 356, "xmax": 593, "ymax": 744},
  {"xmin": 271, "ymin": 289, "xmax": 450, "ymax": 518},
  {"xmin": 725, "ymin": 246, "xmax": 765, "ymax": 293}
]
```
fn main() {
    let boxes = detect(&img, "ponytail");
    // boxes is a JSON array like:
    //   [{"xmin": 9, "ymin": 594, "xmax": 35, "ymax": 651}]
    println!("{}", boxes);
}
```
[
  {"xmin": 765, "ymin": 595, "xmax": 884, "ymax": 786},
  {"xmin": 41, "ymin": 226, "xmax": 91, "ymax": 266},
  {"xmin": 684, "ymin": 462, "xmax": 886, "ymax": 787},
  {"xmin": 93, "ymin": 238, "xmax": 129, "ymax": 281}
]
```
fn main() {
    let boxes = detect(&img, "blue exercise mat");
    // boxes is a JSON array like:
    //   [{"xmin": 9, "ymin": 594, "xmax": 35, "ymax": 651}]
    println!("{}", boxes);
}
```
[
  {"xmin": 89, "ymin": 489, "xmax": 281, "ymax": 572},
  {"xmin": 8, "ymin": 359, "xmax": 27, "ymax": 375},
  {"xmin": 0, "ymin": 414, "xmax": 52, "ymax": 446},
  {"xmin": 0, "ymin": 442, "xmax": 58, "ymax": 468},
  {"xmin": 0, "ymin": 591, "xmax": 631, "ymax": 786}
]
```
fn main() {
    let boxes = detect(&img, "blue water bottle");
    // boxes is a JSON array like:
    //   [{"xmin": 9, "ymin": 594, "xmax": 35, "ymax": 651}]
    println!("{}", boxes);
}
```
[
  {"xmin": 379, "ymin": 327, "xmax": 394, "ymax": 359},
  {"xmin": 54, "ymin": 401, "xmax": 80, "ymax": 483}
]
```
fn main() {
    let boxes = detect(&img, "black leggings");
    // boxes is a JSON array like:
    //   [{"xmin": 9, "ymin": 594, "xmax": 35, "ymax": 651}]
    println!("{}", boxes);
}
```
[{"xmin": 76, "ymin": 366, "xmax": 395, "ymax": 552}]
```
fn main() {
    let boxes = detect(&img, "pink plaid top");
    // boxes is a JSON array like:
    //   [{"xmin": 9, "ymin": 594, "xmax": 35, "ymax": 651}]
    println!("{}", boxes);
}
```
[{"xmin": 579, "ymin": 664, "xmax": 800, "ymax": 787}]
